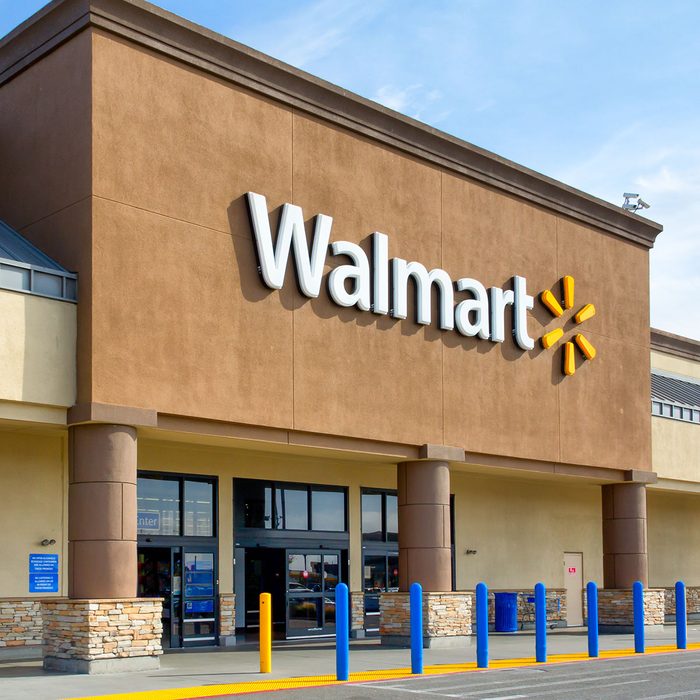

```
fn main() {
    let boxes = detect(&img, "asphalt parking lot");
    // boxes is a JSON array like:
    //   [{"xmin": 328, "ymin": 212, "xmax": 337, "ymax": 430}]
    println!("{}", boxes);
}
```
[
  {"xmin": 231, "ymin": 650, "xmax": 700, "ymax": 699},
  {"xmin": 3, "ymin": 625, "xmax": 700, "ymax": 700}
]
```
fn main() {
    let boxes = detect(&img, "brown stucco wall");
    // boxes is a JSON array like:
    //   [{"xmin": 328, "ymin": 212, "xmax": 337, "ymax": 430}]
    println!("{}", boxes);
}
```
[
  {"xmin": 0, "ymin": 29, "xmax": 93, "ymax": 404},
  {"xmin": 0, "ymin": 13, "xmax": 654, "ymax": 472}
]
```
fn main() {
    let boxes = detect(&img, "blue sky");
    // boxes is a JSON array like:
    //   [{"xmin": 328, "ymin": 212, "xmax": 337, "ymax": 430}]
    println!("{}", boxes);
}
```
[{"xmin": 2, "ymin": 1, "xmax": 699, "ymax": 338}]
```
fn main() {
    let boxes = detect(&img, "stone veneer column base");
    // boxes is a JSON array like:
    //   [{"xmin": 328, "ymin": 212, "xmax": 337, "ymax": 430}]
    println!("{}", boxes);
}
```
[
  {"xmin": 597, "ymin": 589, "xmax": 665, "ymax": 633},
  {"xmin": 219, "ymin": 593, "xmax": 236, "ymax": 647},
  {"xmin": 41, "ymin": 598, "xmax": 162, "ymax": 674},
  {"xmin": 44, "ymin": 655, "xmax": 159, "ymax": 674},
  {"xmin": 663, "ymin": 586, "xmax": 700, "ymax": 622},
  {"xmin": 350, "ymin": 591, "xmax": 366, "ymax": 639},
  {"xmin": 379, "ymin": 591, "xmax": 472, "ymax": 648}
]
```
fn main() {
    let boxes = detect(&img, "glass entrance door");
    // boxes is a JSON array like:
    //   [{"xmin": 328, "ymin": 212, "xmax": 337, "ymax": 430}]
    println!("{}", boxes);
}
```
[
  {"xmin": 182, "ymin": 549, "xmax": 218, "ymax": 646},
  {"xmin": 286, "ymin": 550, "xmax": 340, "ymax": 638},
  {"xmin": 363, "ymin": 552, "xmax": 399, "ymax": 634},
  {"xmin": 138, "ymin": 547, "xmax": 177, "ymax": 648},
  {"xmin": 138, "ymin": 545, "xmax": 217, "ymax": 648}
]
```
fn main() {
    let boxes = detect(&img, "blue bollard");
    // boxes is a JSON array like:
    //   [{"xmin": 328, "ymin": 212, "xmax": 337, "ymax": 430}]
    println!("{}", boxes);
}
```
[
  {"xmin": 535, "ymin": 582, "xmax": 546, "ymax": 663},
  {"xmin": 676, "ymin": 580, "xmax": 687, "ymax": 650},
  {"xmin": 633, "ymin": 580, "xmax": 644, "ymax": 653},
  {"xmin": 410, "ymin": 582, "xmax": 423, "ymax": 674},
  {"xmin": 586, "ymin": 581, "xmax": 599, "ymax": 658},
  {"xmin": 476, "ymin": 582, "xmax": 489, "ymax": 668},
  {"xmin": 335, "ymin": 583, "xmax": 349, "ymax": 681}
]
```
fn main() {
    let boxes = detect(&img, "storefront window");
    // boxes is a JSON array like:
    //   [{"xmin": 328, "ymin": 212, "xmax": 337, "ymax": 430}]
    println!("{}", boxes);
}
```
[
  {"xmin": 238, "ymin": 480, "xmax": 273, "ymax": 528},
  {"xmin": 386, "ymin": 495, "xmax": 398, "ymax": 543},
  {"xmin": 361, "ymin": 493, "xmax": 382, "ymax": 541},
  {"xmin": 137, "ymin": 474, "xmax": 217, "ymax": 538},
  {"xmin": 277, "ymin": 486, "xmax": 308, "ymax": 530},
  {"xmin": 235, "ymin": 479, "xmax": 347, "ymax": 533},
  {"xmin": 137, "ymin": 477, "xmax": 181, "ymax": 535},
  {"xmin": 184, "ymin": 480, "xmax": 214, "ymax": 536},
  {"xmin": 361, "ymin": 489, "xmax": 398, "ymax": 543},
  {"xmin": 311, "ymin": 488, "xmax": 345, "ymax": 531}
]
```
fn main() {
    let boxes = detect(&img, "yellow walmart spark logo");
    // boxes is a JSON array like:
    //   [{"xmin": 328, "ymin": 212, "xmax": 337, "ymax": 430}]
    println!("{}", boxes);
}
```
[{"xmin": 540, "ymin": 276, "xmax": 596, "ymax": 376}]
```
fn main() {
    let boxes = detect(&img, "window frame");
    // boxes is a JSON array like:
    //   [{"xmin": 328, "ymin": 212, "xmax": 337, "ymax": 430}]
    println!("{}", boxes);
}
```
[
  {"xmin": 360, "ymin": 488, "xmax": 398, "ymax": 544},
  {"xmin": 137, "ymin": 471, "xmax": 219, "ymax": 541},
  {"xmin": 234, "ymin": 478, "xmax": 348, "ymax": 533}
]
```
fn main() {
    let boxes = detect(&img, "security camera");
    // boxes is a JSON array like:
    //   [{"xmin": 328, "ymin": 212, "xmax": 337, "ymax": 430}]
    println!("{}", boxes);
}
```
[
  {"xmin": 637, "ymin": 199, "xmax": 651, "ymax": 209},
  {"xmin": 623, "ymin": 193, "xmax": 639, "ymax": 199}
]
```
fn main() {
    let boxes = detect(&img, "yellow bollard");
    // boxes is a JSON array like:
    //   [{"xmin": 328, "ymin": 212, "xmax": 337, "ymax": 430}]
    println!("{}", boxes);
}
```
[{"xmin": 259, "ymin": 592, "xmax": 272, "ymax": 673}]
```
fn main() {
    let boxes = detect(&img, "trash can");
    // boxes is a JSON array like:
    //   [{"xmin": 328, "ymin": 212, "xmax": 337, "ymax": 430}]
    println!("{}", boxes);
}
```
[{"xmin": 494, "ymin": 592, "xmax": 518, "ymax": 632}]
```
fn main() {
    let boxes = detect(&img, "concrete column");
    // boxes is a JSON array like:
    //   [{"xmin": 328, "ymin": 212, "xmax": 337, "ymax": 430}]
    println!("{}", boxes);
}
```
[
  {"xmin": 398, "ymin": 460, "xmax": 451, "ymax": 592},
  {"xmin": 602, "ymin": 482, "xmax": 648, "ymax": 589},
  {"xmin": 68, "ymin": 424, "xmax": 137, "ymax": 599}
]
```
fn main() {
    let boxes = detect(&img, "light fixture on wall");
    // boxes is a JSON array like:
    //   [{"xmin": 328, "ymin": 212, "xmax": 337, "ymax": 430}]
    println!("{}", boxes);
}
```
[{"xmin": 40, "ymin": 538, "xmax": 56, "ymax": 547}]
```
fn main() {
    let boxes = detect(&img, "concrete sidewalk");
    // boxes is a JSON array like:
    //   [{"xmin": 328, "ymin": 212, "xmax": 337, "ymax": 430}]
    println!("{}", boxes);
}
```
[{"xmin": 1, "ymin": 624, "xmax": 699, "ymax": 700}]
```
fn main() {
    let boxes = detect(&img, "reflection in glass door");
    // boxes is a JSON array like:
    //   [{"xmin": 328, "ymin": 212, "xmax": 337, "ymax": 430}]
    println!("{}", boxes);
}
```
[
  {"xmin": 286, "ymin": 551, "xmax": 340, "ymax": 638},
  {"xmin": 138, "ymin": 547, "xmax": 176, "ymax": 648},
  {"xmin": 183, "ymin": 549, "xmax": 217, "ymax": 646},
  {"xmin": 363, "ymin": 553, "xmax": 398, "ymax": 634}
]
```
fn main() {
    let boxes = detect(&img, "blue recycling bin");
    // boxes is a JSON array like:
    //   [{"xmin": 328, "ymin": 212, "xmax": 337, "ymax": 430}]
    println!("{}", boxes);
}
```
[{"xmin": 494, "ymin": 592, "xmax": 518, "ymax": 632}]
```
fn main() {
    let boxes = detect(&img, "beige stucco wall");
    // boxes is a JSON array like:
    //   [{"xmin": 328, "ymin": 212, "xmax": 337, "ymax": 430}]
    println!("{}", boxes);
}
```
[
  {"xmin": 0, "ymin": 289, "xmax": 76, "ymax": 409},
  {"xmin": 452, "ymin": 471, "xmax": 603, "ymax": 590},
  {"xmin": 138, "ymin": 442, "xmax": 604, "ymax": 595},
  {"xmin": 0, "ymin": 431, "xmax": 67, "ymax": 597},
  {"xmin": 652, "ymin": 417, "xmax": 700, "ymax": 483},
  {"xmin": 651, "ymin": 349, "xmax": 700, "ymax": 381},
  {"xmin": 138, "ymin": 441, "xmax": 397, "ymax": 595},
  {"xmin": 649, "ymin": 489, "xmax": 700, "ymax": 586},
  {"xmin": 650, "ymin": 348, "xmax": 700, "ymax": 483}
]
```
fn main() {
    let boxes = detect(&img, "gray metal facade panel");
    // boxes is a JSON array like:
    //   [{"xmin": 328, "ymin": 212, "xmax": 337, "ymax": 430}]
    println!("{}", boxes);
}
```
[
  {"xmin": 651, "ymin": 372, "xmax": 700, "ymax": 409},
  {"xmin": 0, "ymin": 218, "xmax": 77, "ymax": 302},
  {"xmin": 0, "ymin": 218, "xmax": 68, "ymax": 271}
]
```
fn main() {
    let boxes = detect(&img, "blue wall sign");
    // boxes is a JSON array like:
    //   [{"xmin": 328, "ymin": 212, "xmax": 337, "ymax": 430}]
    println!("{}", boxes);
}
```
[
  {"xmin": 137, "ymin": 511, "xmax": 161, "ymax": 531},
  {"xmin": 29, "ymin": 554, "xmax": 59, "ymax": 593}
]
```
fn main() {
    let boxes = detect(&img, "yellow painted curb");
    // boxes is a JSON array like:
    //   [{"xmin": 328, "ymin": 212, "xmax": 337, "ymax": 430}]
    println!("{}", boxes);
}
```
[{"xmin": 66, "ymin": 642, "xmax": 700, "ymax": 700}]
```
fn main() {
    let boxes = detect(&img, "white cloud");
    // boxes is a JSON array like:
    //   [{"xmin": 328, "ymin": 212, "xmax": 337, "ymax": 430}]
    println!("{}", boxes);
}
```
[
  {"xmin": 373, "ymin": 83, "xmax": 449, "ymax": 124},
  {"xmin": 374, "ymin": 83, "xmax": 422, "ymax": 113},
  {"xmin": 236, "ymin": 0, "xmax": 385, "ymax": 70},
  {"xmin": 555, "ymin": 125, "xmax": 700, "ymax": 340},
  {"xmin": 636, "ymin": 165, "xmax": 699, "ymax": 195}
]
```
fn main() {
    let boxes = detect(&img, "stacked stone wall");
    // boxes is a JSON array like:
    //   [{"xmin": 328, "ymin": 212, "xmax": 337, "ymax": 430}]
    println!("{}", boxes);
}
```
[
  {"xmin": 469, "ymin": 589, "xmax": 567, "ymax": 628},
  {"xmin": 662, "ymin": 586, "xmax": 700, "ymax": 619},
  {"xmin": 42, "ymin": 598, "xmax": 162, "ymax": 663},
  {"xmin": 351, "ymin": 592, "xmax": 364, "ymax": 631},
  {"xmin": 219, "ymin": 593, "xmax": 235, "ymax": 639},
  {"xmin": 0, "ymin": 599, "xmax": 44, "ymax": 649},
  {"xmin": 598, "ymin": 589, "xmax": 664, "ymax": 627},
  {"xmin": 380, "ymin": 592, "xmax": 472, "ymax": 638}
]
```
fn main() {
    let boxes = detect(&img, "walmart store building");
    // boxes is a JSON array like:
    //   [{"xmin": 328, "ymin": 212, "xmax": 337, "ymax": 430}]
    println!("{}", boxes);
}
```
[{"xmin": 1, "ymin": 0, "xmax": 699, "ymax": 673}]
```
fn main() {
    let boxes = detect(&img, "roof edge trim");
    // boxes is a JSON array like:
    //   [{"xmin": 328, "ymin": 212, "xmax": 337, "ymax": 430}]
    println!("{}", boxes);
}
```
[
  {"xmin": 1, "ymin": 0, "xmax": 663, "ymax": 248},
  {"xmin": 651, "ymin": 328, "xmax": 700, "ymax": 362}
]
